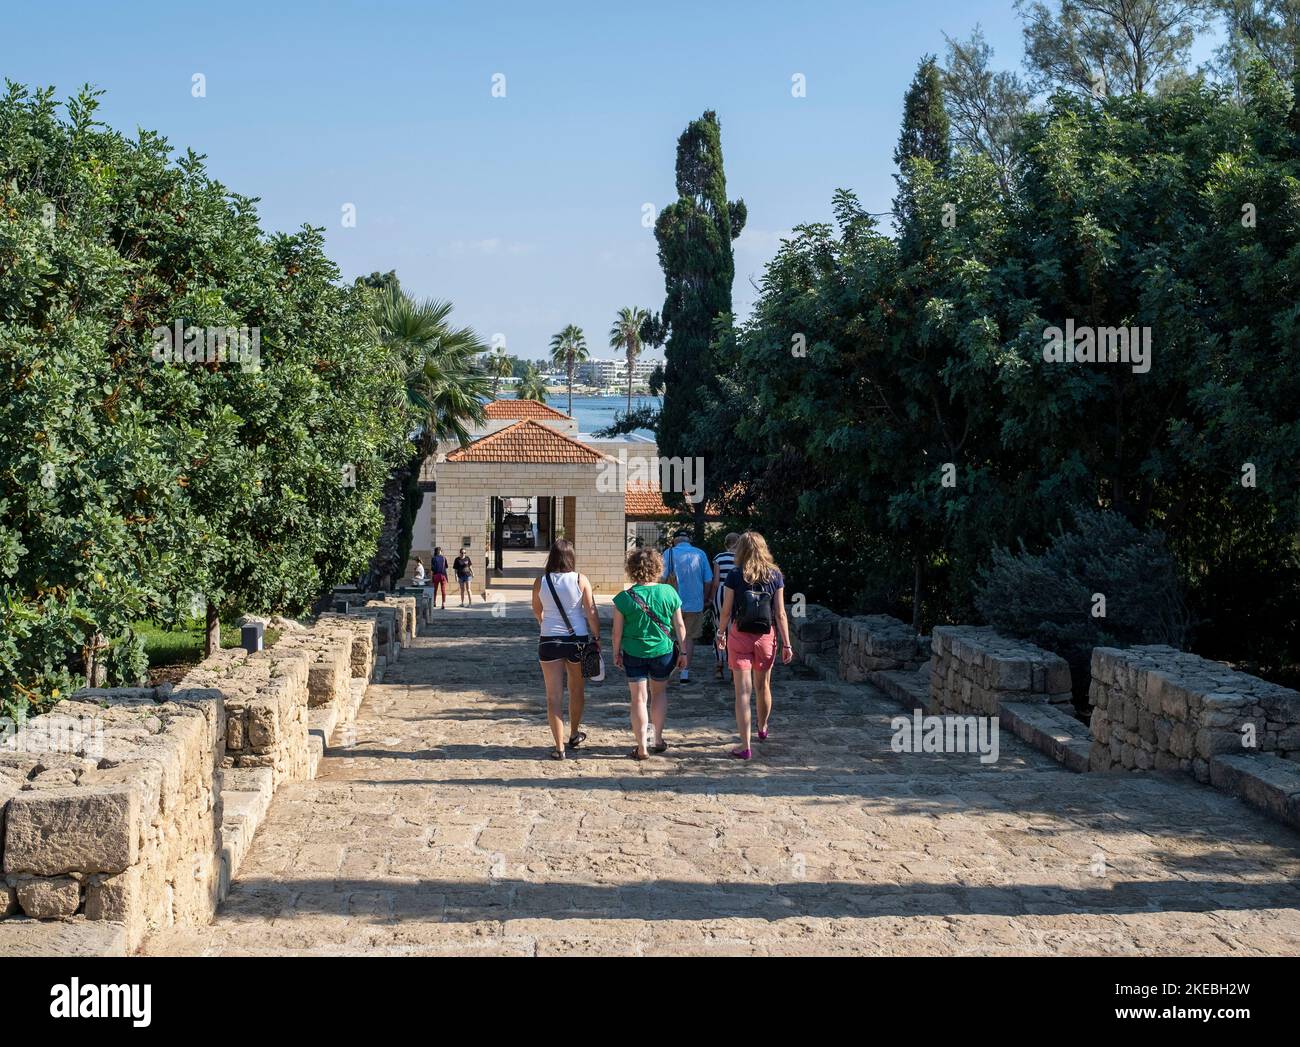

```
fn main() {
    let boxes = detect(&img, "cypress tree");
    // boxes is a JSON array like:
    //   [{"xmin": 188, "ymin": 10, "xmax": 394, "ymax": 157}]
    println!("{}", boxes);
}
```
[
  {"xmin": 653, "ymin": 110, "xmax": 746, "ymax": 530},
  {"xmin": 894, "ymin": 55, "xmax": 950, "ymax": 174}
]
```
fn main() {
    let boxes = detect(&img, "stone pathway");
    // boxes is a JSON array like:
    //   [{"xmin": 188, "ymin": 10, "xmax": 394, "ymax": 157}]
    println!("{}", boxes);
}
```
[{"xmin": 143, "ymin": 611, "xmax": 1300, "ymax": 955}]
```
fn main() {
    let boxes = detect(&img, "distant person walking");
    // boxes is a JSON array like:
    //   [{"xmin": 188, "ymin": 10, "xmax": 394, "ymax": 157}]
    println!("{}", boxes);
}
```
[
  {"xmin": 452, "ymin": 548, "xmax": 474, "ymax": 607},
  {"xmin": 531, "ymin": 539, "xmax": 601, "ymax": 760},
  {"xmin": 430, "ymin": 547, "xmax": 448, "ymax": 609},
  {"xmin": 705, "ymin": 532, "xmax": 740, "ymax": 682},
  {"xmin": 613, "ymin": 547, "xmax": 686, "ymax": 760},
  {"xmin": 715, "ymin": 531, "xmax": 792, "ymax": 760},
  {"xmin": 660, "ymin": 529, "xmax": 712, "ymax": 684}
]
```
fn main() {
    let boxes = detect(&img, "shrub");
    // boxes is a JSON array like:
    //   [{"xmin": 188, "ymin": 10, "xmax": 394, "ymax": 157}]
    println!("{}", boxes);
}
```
[{"xmin": 975, "ymin": 508, "xmax": 1190, "ymax": 686}]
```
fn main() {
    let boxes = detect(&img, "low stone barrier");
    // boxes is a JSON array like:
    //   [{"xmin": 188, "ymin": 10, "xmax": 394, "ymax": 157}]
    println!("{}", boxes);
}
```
[
  {"xmin": 317, "ymin": 612, "xmax": 379, "ymax": 683},
  {"xmin": 930, "ymin": 626, "xmax": 1073, "ymax": 716},
  {"xmin": 789, "ymin": 604, "xmax": 840, "ymax": 677},
  {"xmin": 1089, "ymin": 645, "xmax": 1300, "ymax": 779},
  {"xmin": 1, "ymin": 600, "xmax": 402, "ymax": 956},
  {"xmin": 178, "ymin": 648, "xmax": 311, "ymax": 789},
  {"xmin": 1208, "ymin": 754, "xmax": 1300, "ymax": 830},
  {"xmin": 1, "ymin": 684, "xmax": 225, "ymax": 954},
  {"xmin": 347, "ymin": 605, "xmax": 400, "ymax": 660},
  {"xmin": 270, "ymin": 625, "xmax": 354, "ymax": 712},
  {"xmin": 839, "ymin": 615, "xmax": 927, "ymax": 682}
]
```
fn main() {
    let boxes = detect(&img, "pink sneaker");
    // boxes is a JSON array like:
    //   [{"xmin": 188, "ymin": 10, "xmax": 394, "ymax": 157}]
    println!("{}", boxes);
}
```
[{"xmin": 729, "ymin": 747, "xmax": 752, "ymax": 760}]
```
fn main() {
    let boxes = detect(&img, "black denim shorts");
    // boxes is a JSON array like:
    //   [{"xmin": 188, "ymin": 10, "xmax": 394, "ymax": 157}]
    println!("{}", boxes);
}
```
[{"xmin": 538, "ymin": 635, "xmax": 590, "ymax": 663}]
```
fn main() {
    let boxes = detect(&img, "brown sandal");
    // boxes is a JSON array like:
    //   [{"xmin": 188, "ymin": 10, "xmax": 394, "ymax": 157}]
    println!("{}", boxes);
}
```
[{"xmin": 629, "ymin": 749, "xmax": 650, "ymax": 761}]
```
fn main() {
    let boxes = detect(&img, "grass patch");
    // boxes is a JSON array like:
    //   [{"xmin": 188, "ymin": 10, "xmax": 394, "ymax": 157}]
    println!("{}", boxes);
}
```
[{"xmin": 135, "ymin": 620, "xmax": 284, "ymax": 668}]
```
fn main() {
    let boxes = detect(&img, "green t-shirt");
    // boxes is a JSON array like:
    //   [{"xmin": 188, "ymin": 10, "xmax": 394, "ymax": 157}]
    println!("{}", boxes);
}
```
[{"xmin": 613, "ymin": 583, "xmax": 681, "ymax": 658}]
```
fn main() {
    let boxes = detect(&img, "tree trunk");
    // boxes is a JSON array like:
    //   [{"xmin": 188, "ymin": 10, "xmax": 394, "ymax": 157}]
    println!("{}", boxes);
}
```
[
  {"xmin": 205, "ymin": 597, "xmax": 221, "ymax": 658},
  {"xmin": 83, "ymin": 631, "xmax": 107, "ymax": 688},
  {"xmin": 911, "ymin": 556, "xmax": 923, "ymax": 634},
  {"xmin": 363, "ymin": 454, "xmax": 420, "ymax": 591}
]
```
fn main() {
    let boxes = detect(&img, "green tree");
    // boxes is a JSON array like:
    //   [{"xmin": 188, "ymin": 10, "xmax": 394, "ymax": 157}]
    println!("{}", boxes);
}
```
[
  {"xmin": 364, "ymin": 285, "xmax": 489, "ymax": 589},
  {"xmin": 608, "ymin": 306, "xmax": 649, "ymax": 413},
  {"xmin": 697, "ymin": 65, "xmax": 1300, "ymax": 681},
  {"xmin": 1017, "ymin": 0, "xmax": 1210, "ymax": 97},
  {"xmin": 516, "ymin": 365, "xmax": 550, "ymax": 402},
  {"xmin": 484, "ymin": 346, "xmax": 513, "ymax": 396},
  {"xmin": 653, "ymin": 111, "xmax": 746, "ymax": 537},
  {"xmin": 0, "ymin": 82, "xmax": 414, "ymax": 706},
  {"xmin": 354, "ymin": 270, "xmax": 401, "ymax": 294},
  {"xmin": 896, "ymin": 55, "xmax": 951, "ymax": 173},
  {"xmin": 548, "ymin": 324, "xmax": 589, "ymax": 415},
  {"xmin": 942, "ymin": 28, "xmax": 1031, "ymax": 192}
]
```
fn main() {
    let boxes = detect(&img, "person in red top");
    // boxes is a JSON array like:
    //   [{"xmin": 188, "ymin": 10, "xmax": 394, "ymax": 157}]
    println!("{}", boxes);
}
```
[{"xmin": 429, "ymin": 546, "xmax": 448, "ymax": 609}]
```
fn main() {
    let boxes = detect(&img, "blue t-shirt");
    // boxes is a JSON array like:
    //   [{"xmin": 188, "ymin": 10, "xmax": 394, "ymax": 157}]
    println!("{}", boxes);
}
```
[
  {"xmin": 431, "ymin": 554, "xmax": 448, "ymax": 576},
  {"xmin": 662, "ymin": 542, "xmax": 713, "ymax": 612}
]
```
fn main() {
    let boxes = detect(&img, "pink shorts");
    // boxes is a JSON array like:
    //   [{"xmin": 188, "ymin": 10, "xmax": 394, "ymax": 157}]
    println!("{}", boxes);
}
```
[{"xmin": 727, "ymin": 625, "xmax": 775, "ymax": 671}]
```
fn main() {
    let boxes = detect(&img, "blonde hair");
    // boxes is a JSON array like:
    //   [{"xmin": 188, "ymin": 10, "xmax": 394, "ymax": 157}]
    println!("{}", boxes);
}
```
[
  {"xmin": 735, "ymin": 531, "xmax": 779, "ymax": 585},
  {"xmin": 626, "ymin": 547, "xmax": 663, "ymax": 586}
]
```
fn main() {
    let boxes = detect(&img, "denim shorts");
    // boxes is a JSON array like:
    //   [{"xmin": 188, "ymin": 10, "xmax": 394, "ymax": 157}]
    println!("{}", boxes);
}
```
[
  {"xmin": 622, "ymin": 649, "xmax": 676, "ymax": 681},
  {"xmin": 538, "ymin": 635, "xmax": 589, "ymax": 663}
]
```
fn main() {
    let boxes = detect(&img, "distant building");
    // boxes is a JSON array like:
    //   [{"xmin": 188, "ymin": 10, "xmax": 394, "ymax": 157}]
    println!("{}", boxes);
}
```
[{"xmin": 578, "ymin": 358, "xmax": 657, "ymax": 386}]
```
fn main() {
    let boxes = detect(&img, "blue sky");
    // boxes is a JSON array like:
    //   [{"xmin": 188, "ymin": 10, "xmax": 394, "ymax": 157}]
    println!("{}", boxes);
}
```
[{"xmin": 4, "ymin": 0, "xmax": 1036, "ymax": 361}]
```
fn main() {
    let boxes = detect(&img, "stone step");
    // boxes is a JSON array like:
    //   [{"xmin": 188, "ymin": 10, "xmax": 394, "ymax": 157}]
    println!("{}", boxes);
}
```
[
  {"xmin": 217, "ymin": 766, "xmax": 274, "ymax": 896},
  {"xmin": 1209, "ymin": 753, "xmax": 1300, "ymax": 829},
  {"xmin": 869, "ymin": 667, "xmax": 936, "ymax": 714},
  {"xmin": 0, "ymin": 916, "xmax": 129, "ymax": 957},
  {"xmin": 998, "ymin": 701, "xmax": 1091, "ymax": 773}
]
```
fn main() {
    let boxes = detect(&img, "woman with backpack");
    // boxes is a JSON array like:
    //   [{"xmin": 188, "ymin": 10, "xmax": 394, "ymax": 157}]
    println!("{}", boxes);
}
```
[
  {"xmin": 531, "ymin": 539, "xmax": 601, "ymax": 761},
  {"xmin": 612, "ymin": 547, "xmax": 686, "ymax": 760},
  {"xmin": 715, "ymin": 531, "xmax": 792, "ymax": 760}
]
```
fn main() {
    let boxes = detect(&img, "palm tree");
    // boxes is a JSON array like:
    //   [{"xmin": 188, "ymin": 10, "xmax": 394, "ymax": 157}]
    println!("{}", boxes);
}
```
[
  {"xmin": 608, "ymin": 306, "xmax": 649, "ymax": 413},
  {"xmin": 366, "ymin": 285, "xmax": 491, "ymax": 588},
  {"xmin": 516, "ymin": 364, "xmax": 550, "ymax": 403},
  {"xmin": 548, "ymin": 324, "xmax": 589, "ymax": 416},
  {"xmin": 485, "ymin": 346, "xmax": 514, "ymax": 397}
]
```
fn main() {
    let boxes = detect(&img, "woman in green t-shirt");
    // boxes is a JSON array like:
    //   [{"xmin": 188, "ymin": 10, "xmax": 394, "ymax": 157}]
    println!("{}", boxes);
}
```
[{"xmin": 612, "ymin": 547, "xmax": 687, "ymax": 760}]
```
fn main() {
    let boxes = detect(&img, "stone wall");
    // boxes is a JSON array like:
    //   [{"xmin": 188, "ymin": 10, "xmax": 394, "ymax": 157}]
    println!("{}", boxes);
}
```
[
  {"xmin": 930, "ymin": 626, "xmax": 1073, "ymax": 716},
  {"xmin": 838, "ymin": 615, "xmax": 928, "ymax": 682},
  {"xmin": 1, "ymin": 601, "xmax": 405, "ymax": 955},
  {"xmin": 1088, "ymin": 645, "xmax": 1300, "ymax": 779},
  {"xmin": 174, "ymin": 647, "xmax": 309, "ymax": 790},
  {"xmin": 788, "ymin": 604, "xmax": 840, "ymax": 674},
  {"xmin": 1, "ymin": 684, "xmax": 225, "ymax": 954}
]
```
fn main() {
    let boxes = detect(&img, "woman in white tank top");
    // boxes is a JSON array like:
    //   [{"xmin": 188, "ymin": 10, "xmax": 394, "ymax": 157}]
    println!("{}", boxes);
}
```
[
  {"xmin": 538, "ymin": 570, "xmax": 585, "ymax": 636},
  {"xmin": 531, "ymin": 539, "xmax": 601, "ymax": 761}
]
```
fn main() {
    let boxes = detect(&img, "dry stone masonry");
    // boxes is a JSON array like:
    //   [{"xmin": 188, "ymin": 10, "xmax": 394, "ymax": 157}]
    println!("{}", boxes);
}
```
[
  {"xmin": 0, "ymin": 686, "xmax": 224, "ymax": 954},
  {"xmin": 930, "ymin": 626, "xmax": 1073, "ymax": 715},
  {"xmin": 839, "ymin": 615, "xmax": 928, "ymax": 681},
  {"xmin": 1089, "ymin": 647, "xmax": 1300, "ymax": 828},
  {"xmin": 1, "ymin": 598, "xmax": 409, "ymax": 955},
  {"xmin": 787, "ymin": 604, "xmax": 840, "ymax": 677}
]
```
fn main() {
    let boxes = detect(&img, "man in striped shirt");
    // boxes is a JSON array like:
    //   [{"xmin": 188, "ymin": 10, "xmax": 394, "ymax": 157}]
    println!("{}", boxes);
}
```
[{"xmin": 706, "ymin": 532, "xmax": 741, "ymax": 681}]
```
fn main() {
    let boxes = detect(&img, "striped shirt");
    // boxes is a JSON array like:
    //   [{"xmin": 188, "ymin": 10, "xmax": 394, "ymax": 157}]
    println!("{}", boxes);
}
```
[{"xmin": 712, "ymin": 551, "xmax": 736, "ymax": 614}]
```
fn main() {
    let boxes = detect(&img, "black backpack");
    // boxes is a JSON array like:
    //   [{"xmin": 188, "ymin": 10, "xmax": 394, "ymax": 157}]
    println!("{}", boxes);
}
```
[{"xmin": 734, "ymin": 584, "xmax": 773, "ymax": 634}]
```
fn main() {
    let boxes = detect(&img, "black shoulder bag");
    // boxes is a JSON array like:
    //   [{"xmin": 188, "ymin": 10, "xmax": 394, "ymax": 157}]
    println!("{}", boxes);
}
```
[
  {"xmin": 545, "ymin": 573, "xmax": 602, "ymax": 679},
  {"xmin": 627, "ymin": 587, "xmax": 680, "ymax": 663}
]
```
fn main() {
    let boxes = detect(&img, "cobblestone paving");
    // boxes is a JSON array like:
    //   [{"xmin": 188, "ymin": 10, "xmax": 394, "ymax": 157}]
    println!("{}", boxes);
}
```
[{"xmin": 144, "ymin": 612, "xmax": 1300, "ymax": 955}]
